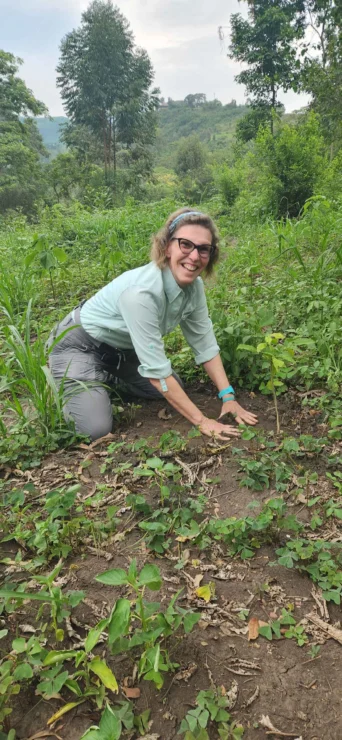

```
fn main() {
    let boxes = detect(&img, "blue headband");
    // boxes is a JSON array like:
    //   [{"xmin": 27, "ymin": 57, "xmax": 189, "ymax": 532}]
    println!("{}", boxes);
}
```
[{"xmin": 169, "ymin": 211, "xmax": 203, "ymax": 233}]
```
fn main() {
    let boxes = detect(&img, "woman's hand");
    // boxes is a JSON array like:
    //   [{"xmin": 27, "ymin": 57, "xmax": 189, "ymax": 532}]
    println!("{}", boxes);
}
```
[
  {"xmin": 219, "ymin": 400, "xmax": 258, "ymax": 426},
  {"xmin": 199, "ymin": 416, "xmax": 241, "ymax": 440}
]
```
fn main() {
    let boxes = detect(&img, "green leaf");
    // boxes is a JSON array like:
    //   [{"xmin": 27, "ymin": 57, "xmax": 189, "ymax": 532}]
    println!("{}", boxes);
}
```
[
  {"xmin": 138, "ymin": 563, "xmax": 162, "ymax": 591},
  {"xmin": 259, "ymin": 624, "xmax": 273, "ymax": 641},
  {"xmin": 43, "ymin": 649, "xmax": 78, "ymax": 666},
  {"xmin": 12, "ymin": 638, "xmax": 26, "ymax": 653},
  {"xmin": 183, "ymin": 612, "xmax": 201, "ymax": 634},
  {"xmin": 85, "ymin": 618, "xmax": 110, "ymax": 654},
  {"xmin": 0, "ymin": 630, "xmax": 8, "ymax": 640},
  {"xmin": 0, "ymin": 588, "xmax": 52, "ymax": 602},
  {"xmin": 95, "ymin": 568, "xmax": 128, "ymax": 586},
  {"xmin": 53, "ymin": 246, "xmax": 68, "ymax": 263},
  {"xmin": 108, "ymin": 598, "xmax": 131, "ymax": 645},
  {"xmin": 146, "ymin": 457, "xmax": 164, "ymax": 469},
  {"xmin": 13, "ymin": 663, "xmax": 33, "ymax": 680},
  {"xmin": 99, "ymin": 704, "xmax": 122, "ymax": 739},
  {"xmin": 89, "ymin": 658, "xmax": 118, "ymax": 692}
]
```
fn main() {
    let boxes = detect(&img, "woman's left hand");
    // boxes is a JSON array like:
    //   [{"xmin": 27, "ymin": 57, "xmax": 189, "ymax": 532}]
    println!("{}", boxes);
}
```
[{"xmin": 219, "ymin": 400, "xmax": 258, "ymax": 426}]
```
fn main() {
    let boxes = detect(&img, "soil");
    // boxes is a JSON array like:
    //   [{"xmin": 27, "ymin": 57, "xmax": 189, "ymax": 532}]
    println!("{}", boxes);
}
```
[{"xmin": 1, "ymin": 387, "xmax": 341, "ymax": 740}]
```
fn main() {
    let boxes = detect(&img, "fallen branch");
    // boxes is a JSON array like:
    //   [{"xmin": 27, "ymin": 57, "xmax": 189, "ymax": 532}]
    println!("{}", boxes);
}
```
[{"xmin": 307, "ymin": 613, "xmax": 342, "ymax": 645}]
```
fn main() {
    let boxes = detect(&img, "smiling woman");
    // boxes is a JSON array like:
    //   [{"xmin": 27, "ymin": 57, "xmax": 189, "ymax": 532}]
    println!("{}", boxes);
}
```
[{"xmin": 47, "ymin": 207, "xmax": 258, "ymax": 440}]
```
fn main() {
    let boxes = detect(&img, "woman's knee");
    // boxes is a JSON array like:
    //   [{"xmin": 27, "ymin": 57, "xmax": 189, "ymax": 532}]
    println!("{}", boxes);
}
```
[{"xmin": 66, "ymin": 411, "xmax": 113, "ymax": 441}]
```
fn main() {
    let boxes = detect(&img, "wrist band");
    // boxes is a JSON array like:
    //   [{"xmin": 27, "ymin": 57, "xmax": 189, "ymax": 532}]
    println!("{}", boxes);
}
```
[{"xmin": 218, "ymin": 385, "xmax": 235, "ymax": 400}]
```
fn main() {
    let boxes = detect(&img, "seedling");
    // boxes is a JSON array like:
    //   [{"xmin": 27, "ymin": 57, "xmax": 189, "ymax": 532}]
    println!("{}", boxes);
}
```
[
  {"xmin": 95, "ymin": 560, "xmax": 201, "ymax": 689},
  {"xmin": 238, "ymin": 333, "xmax": 296, "ymax": 433},
  {"xmin": 178, "ymin": 686, "xmax": 244, "ymax": 739}
]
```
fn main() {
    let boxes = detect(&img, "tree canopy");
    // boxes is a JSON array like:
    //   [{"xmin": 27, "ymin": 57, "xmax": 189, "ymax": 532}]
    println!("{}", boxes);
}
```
[
  {"xmin": 0, "ymin": 50, "xmax": 47, "ymax": 213},
  {"xmin": 57, "ymin": 0, "xmax": 159, "ymax": 184}
]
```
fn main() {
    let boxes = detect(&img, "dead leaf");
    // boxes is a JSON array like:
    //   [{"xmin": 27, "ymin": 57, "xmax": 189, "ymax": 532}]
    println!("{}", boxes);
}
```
[
  {"xmin": 122, "ymin": 686, "xmax": 141, "ymax": 699},
  {"xmin": 248, "ymin": 617, "xmax": 259, "ymax": 641},
  {"xmin": 174, "ymin": 662, "xmax": 198, "ymax": 682},
  {"xmin": 259, "ymin": 715, "xmax": 300, "ymax": 737},
  {"xmin": 193, "ymin": 574, "xmax": 203, "ymax": 589},
  {"xmin": 158, "ymin": 407, "xmax": 172, "ymax": 420},
  {"xmin": 226, "ymin": 679, "xmax": 238, "ymax": 709},
  {"xmin": 136, "ymin": 735, "xmax": 160, "ymax": 740},
  {"xmin": 19, "ymin": 623, "xmax": 36, "ymax": 634},
  {"xmin": 242, "ymin": 685, "xmax": 260, "ymax": 708}
]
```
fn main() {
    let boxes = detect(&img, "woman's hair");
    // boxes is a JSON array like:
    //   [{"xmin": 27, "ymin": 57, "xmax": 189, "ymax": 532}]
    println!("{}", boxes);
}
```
[{"xmin": 150, "ymin": 207, "xmax": 219, "ymax": 276}]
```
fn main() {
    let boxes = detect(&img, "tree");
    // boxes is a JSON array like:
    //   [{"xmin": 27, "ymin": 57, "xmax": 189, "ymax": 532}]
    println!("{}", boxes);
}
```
[
  {"xmin": 57, "ymin": 0, "xmax": 159, "ymax": 186},
  {"xmin": 175, "ymin": 135, "xmax": 207, "ymax": 177},
  {"xmin": 184, "ymin": 93, "xmax": 207, "ymax": 108},
  {"xmin": 302, "ymin": 1, "xmax": 342, "ymax": 148},
  {"xmin": 229, "ymin": 1, "xmax": 306, "ymax": 133},
  {"xmin": 0, "ymin": 50, "xmax": 47, "ymax": 213}
]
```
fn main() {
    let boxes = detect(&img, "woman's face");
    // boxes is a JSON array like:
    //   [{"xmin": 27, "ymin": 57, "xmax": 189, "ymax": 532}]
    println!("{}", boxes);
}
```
[{"xmin": 165, "ymin": 224, "xmax": 213, "ymax": 287}]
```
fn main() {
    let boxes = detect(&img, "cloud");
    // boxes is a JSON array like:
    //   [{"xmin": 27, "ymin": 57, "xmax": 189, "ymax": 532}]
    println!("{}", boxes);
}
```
[{"xmin": 1, "ymin": 0, "xmax": 309, "ymax": 115}]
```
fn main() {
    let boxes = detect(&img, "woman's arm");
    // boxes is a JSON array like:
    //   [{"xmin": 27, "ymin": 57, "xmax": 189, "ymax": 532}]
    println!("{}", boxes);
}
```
[
  {"xmin": 203, "ymin": 354, "xmax": 258, "ymax": 426},
  {"xmin": 148, "ymin": 375, "xmax": 241, "ymax": 440}
]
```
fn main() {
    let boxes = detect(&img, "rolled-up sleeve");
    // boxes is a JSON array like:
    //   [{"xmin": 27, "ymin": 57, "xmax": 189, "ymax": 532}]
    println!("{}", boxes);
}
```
[
  {"xmin": 117, "ymin": 287, "xmax": 172, "ymax": 378},
  {"xmin": 180, "ymin": 281, "xmax": 220, "ymax": 365}
]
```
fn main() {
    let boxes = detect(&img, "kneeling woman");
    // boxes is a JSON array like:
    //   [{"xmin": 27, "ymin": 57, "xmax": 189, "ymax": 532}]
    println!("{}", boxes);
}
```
[{"xmin": 49, "ymin": 208, "xmax": 257, "ymax": 440}]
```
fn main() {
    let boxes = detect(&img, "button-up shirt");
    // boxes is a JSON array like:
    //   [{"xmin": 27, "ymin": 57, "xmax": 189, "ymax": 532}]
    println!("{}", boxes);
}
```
[{"xmin": 80, "ymin": 262, "xmax": 220, "ymax": 379}]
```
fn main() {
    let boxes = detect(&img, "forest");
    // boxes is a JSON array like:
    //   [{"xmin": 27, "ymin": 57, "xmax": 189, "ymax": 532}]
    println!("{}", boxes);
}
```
[{"xmin": 0, "ymin": 1, "xmax": 341, "ymax": 738}]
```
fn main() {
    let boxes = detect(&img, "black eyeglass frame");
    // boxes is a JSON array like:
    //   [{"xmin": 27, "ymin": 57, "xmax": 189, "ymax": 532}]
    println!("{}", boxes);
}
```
[{"xmin": 170, "ymin": 237, "xmax": 215, "ymax": 260}]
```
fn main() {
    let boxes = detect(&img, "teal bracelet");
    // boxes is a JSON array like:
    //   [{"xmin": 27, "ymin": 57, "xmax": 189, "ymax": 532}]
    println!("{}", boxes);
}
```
[{"xmin": 218, "ymin": 385, "xmax": 235, "ymax": 400}]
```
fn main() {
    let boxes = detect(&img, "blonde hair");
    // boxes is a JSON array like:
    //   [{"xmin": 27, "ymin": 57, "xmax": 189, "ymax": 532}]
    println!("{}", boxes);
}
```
[{"xmin": 150, "ymin": 207, "xmax": 219, "ymax": 276}]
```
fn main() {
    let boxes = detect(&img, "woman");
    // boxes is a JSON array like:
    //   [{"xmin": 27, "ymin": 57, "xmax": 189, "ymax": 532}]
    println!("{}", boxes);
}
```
[{"xmin": 49, "ymin": 208, "xmax": 257, "ymax": 440}]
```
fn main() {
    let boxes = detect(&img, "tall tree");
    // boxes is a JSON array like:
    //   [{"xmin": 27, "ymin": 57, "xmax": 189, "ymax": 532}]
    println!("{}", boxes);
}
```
[
  {"xmin": 0, "ymin": 50, "xmax": 47, "ymax": 213},
  {"xmin": 302, "ymin": 1, "xmax": 342, "ymax": 147},
  {"xmin": 57, "ymin": 0, "xmax": 159, "ymax": 184},
  {"xmin": 229, "ymin": 1, "xmax": 306, "ymax": 134}
]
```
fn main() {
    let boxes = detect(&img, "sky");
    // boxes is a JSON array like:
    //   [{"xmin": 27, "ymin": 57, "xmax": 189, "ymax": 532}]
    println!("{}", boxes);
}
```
[{"xmin": 1, "ymin": 0, "xmax": 310, "ymax": 116}]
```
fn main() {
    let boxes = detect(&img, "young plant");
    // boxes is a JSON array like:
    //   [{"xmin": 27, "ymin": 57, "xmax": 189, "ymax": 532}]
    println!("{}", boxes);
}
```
[
  {"xmin": 80, "ymin": 702, "xmax": 134, "ymax": 740},
  {"xmin": 238, "ymin": 333, "xmax": 296, "ymax": 433},
  {"xmin": 95, "ymin": 560, "xmax": 201, "ymax": 689},
  {"xmin": 178, "ymin": 686, "xmax": 244, "ymax": 739}
]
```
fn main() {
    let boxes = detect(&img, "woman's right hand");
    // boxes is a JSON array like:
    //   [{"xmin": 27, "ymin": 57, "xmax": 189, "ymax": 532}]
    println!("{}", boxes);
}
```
[{"xmin": 198, "ymin": 417, "xmax": 240, "ymax": 440}]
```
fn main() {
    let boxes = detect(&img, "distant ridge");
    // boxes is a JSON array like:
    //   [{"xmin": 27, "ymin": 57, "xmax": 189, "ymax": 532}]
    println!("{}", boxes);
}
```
[{"xmin": 34, "ymin": 102, "xmax": 249, "ymax": 163}]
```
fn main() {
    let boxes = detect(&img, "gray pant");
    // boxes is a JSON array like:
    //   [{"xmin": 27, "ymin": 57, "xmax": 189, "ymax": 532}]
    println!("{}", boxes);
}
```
[{"xmin": 48, "ymin": 308, "xmax": 182, "ymax": 440}]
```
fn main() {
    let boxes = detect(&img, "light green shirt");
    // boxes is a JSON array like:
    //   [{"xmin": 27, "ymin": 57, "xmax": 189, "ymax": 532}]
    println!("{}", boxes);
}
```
[{"xmin": 80, "ymin": 262, "xmax": 219, "ymax": 379}]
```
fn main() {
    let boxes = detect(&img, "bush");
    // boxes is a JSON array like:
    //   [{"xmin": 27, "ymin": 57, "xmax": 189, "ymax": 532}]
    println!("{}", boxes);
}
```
[{"xmin": 230, "ymin": 112, "xmax": 326, "ymax": 222}]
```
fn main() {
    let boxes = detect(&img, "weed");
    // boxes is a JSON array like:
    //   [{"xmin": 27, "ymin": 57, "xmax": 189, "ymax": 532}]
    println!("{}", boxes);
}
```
[
  {"xmin": 95, "ymin": 559, "xmax": 201, "ymax": 689},
  {"xmin": 178, "ymin": 686, "xmax": 244, "ymax": 739}
]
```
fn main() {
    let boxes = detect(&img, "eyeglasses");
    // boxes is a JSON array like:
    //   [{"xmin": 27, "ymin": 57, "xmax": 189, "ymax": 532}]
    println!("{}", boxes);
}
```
[{"xmin": 170, "ymin": 237, "xmax": 214, "ymax": 260}]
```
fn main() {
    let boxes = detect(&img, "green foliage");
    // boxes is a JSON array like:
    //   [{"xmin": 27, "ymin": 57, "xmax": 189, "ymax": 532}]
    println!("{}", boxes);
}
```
[
  {"xmin": 0, "ymin": 50, "xmax": 47, "ymax": 214},
  {"xmin": 80, "ymin": 702, "xmax": 134, "ymax": 740},
  {"xmin": 95, "ymin": 560, "xmax": 200, "ymax": 689},
  {"xmin": 228, "ymin": 1, "xmax": 306, "ymax": 119},
  {"xmin": 57, "ymin": 0, "xmax": 158, "ymax": 190},
  {"xmin": 178, "ymin": 686, "xmax": 244, "ymax": 739}
]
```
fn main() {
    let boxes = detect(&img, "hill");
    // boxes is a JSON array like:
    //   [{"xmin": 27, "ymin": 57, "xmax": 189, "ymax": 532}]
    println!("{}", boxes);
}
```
[
  {"xmin": 34, "ymin": 102, "xmax": 248, "ymax": 166},
  {"xmin": 154, "ymin": 100, "xmax": 248, "ymax": 167}
]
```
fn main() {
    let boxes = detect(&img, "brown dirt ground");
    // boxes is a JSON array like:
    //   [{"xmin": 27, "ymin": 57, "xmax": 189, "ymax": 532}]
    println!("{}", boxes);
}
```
[{"xmin": 1, "ymin": 387, "xmax": 341, "ymax": 740}]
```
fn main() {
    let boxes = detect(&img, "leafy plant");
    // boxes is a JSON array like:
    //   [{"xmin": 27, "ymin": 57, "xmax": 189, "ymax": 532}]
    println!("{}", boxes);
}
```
[
  {"xmin": 95, "ymin": 560, "xmax": 201, "ymax": 689},
  {"xmin": 178, "ymin": 686, "xmax": 244, "ymax": 739}
]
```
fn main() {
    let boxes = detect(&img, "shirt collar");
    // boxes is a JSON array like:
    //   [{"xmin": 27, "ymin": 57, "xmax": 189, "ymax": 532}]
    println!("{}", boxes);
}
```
[{"xmin": 162, "ymin": 265, "xmax": 187, "ymax": 303}]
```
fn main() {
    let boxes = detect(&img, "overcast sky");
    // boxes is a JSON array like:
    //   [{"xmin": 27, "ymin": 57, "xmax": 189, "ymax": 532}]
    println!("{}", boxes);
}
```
[{"xmin": 1, "ymin": 0, "xmax": 310, "ymax": 116}]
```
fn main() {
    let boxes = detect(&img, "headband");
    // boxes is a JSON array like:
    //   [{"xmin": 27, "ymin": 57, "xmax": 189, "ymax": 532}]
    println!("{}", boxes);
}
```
[{"xmin": 169, "ymin": 211, "xmax": 204, "ymax": 233}]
